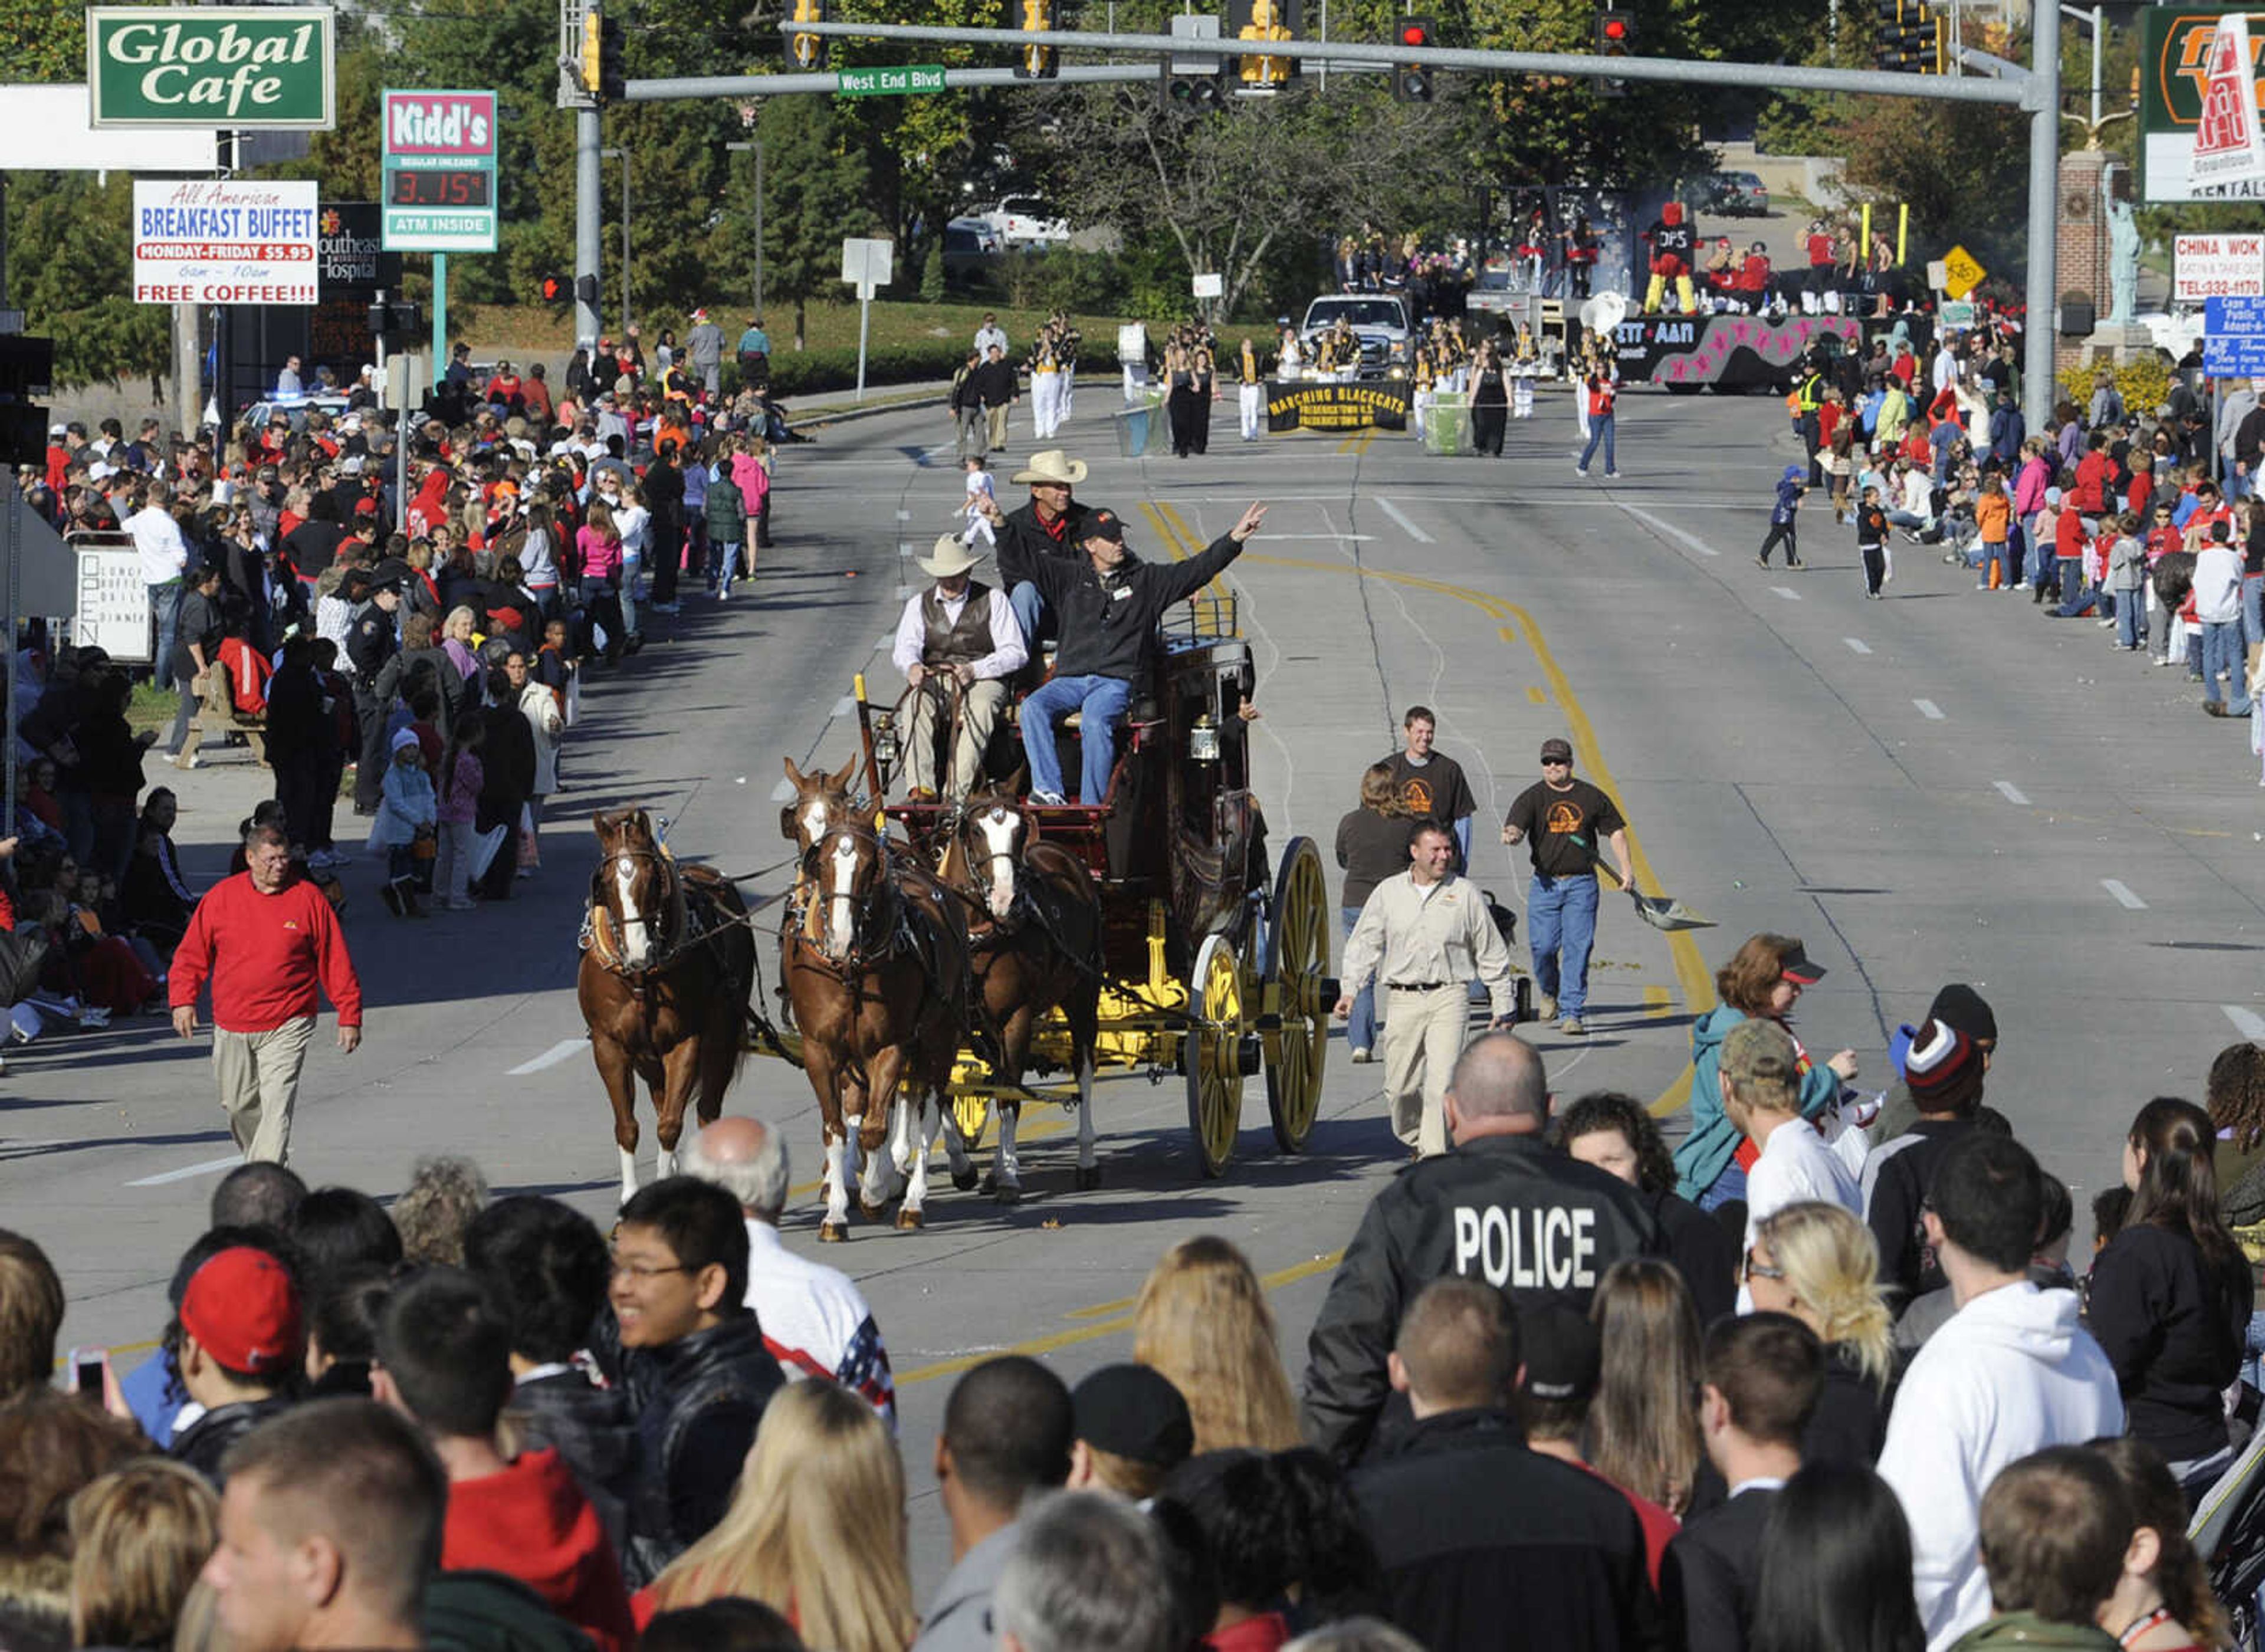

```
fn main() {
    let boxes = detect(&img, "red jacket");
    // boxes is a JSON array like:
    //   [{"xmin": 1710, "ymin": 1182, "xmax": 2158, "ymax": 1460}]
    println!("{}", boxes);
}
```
[
  {"xmin": 169, "ymin": 870, "xmax": 361, "ymax": 1033},
  {"xmin": 2073, "ymin": 451, "xmax": 2111, "ymax": 513},
  {"xmin": 441, "ymin": 1451, "xmax": 636, "ymax": 1652}
]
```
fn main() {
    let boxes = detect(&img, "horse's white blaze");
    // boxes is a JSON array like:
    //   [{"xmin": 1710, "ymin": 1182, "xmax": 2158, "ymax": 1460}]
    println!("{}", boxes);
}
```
[
  {"xmin": 826, "ymin": 833, "xmax": 858, "ymax": 959},
  {"xmin": 799, "ymin": 798, "xmax": 830, "ymax": 846},
  {"xmin": 615, "ymin": 856, "xmax": 649, "ymax": 966},
  {"xmin": 977, "ymin": 807, "xmax": 1018, "ymax": 919}
]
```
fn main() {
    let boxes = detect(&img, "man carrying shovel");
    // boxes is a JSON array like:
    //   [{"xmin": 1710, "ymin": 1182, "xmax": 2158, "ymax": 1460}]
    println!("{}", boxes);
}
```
[{"xmin": 1499, "ymin": 737, "xmax": 1633, "ymax": 1039}]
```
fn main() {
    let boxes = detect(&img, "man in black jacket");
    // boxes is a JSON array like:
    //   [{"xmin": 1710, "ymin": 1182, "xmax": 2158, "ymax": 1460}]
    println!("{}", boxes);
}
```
[
  {"xmin": 473, "ymin": 666, "xmax": 537, "ymax": 898},
  {"xmin": 1302, "ymin": 1032, "xmax": 1660, "ymax": 1465},
  {"xmin": 645, "ymin": 439, "xmax": 687, "ymax": 613},
  {"xmin": 607, "ymin": 1177, "xmax": 783, "ymax": 1587},
  {"xmin": 1352, "ymin": 1278, "xmax": 1664, "ymax": 1652},
  {"xmin": 466, "ymin": 1195, "xmax": 639, "ymax": 1560},
  {"xmin": 980, "ymin": 449, "xmax": 1092, "ymax": 651},
  {"xmin": 346, "ymin": 576, "xmax": 401, "ymax": 815},
  {"xmin": 1017, "ymin": 501, "xmax": 1265, "ymax": 805},
  {"xmin": 970, "ymin": 342, "xmax": 1019, "ymax": 455},
  {"xmin": 1660, "ymin": 1313, "xmax": 1821, "ymax": 1652}
]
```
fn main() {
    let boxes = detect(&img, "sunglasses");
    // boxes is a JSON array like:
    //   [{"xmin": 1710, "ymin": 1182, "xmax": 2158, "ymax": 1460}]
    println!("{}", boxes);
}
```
[{"xmin": 1739, "ymin": 1248, "xmax": 1786, "ymax": 1283}]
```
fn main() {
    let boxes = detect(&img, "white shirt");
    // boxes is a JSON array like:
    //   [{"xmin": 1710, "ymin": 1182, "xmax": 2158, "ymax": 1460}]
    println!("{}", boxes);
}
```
[
  {"xmin": 973, "ymin": 323, "xmax": 1009, "ymax": 357},
  {"xmin": 891, "ymin": 583, "xmax": 1028, "ymax": 681},
  {"xmin": 1340, "ymin": 870, "xmax": 1516, "ymax": 1018},
  {"xmin": 2195, "ymin": 542, "xmax": 2243, "ymax": 624},
  {"xmin": 1737, "ymin": 1114, "xmax": 1861, "ymax": 1311},
  {"xmin": 125, "ymin": 505, "xmax": 189, "ymax": 585},
  {"xmin": 611, "ymin": 503, "xmax": 650, "ymax": 558},
  {"xmin": 743, "ymin": 1218, "xmax": 895, "ymax": 1423}
]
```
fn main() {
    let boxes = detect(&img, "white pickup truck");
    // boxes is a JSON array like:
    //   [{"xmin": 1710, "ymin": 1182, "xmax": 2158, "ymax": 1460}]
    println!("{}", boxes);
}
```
[{"xmin": 1296, "ymin": 293, "xmax": 1413, "ymax": 379}]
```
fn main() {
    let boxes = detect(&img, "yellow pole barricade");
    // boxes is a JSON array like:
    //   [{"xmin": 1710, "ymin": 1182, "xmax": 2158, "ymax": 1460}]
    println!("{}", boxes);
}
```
[{"xmin": 1897, "ymin": 203, "xmax": 1909, "ymax": 267}]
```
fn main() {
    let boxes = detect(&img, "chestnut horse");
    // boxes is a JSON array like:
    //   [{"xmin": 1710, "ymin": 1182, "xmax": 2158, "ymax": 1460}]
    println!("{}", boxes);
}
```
[
  {"xmin": 783, "ymin": 816, "xmax": 972, "ymax": 1239},
  {"xmin": 780, "ymin": 753, "xmax": 860, "ymax": 860},
  {"xmin": 936, "ymin": 781, "xmax": 1105, "ymax": 1201},
  {"xmin": 578, "ymin": 809, "xmax": 757, "ymax": 1201}
]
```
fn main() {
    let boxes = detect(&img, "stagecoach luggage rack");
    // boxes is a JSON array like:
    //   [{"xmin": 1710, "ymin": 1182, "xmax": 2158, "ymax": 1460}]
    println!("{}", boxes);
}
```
[{"xmin": 1163, "ymin": 593, "xmax": 1237, "ymax": 646}]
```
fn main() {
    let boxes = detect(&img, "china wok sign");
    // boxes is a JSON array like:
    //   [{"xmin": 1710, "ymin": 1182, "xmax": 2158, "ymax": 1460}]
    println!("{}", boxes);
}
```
[{"xmin": 88, "ymin": 7, "xmax": 336, "ymax": 130}]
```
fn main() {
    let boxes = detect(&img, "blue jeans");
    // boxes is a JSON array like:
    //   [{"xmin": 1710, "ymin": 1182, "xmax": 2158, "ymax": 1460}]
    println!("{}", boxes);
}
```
[
  {"xmin": 1021, "ymin": 673, "xmax": 1131, "ymax": 802},
  {"xmin": 1341, "ymin": 907, "xmax": 1378, "ymax": 1052},
  {"xmin": 149, "ymin": 580, "xmax": 182, "ymax": 692},
  {"xmin": 2246, "ymin": 576, "xmax": 2263, "ymax": 648},
  {"xmin": 1698, "ymin": 1160, "xmax": 1748, "ymax": 1213},
  {"xmin": 1527, "ymin": 871, "xmax": 1600, "ymax": 1018},
  {"xmin": 2117, "ymin": 589, "xmax": 2143, "ymax": 648},
  {"xmin": 2205, "ymin": 619, "xmax": 2253, "ymax": 713},
  {"xmin": 1010, "ymin": 580, "xmax": 1046, "ymax": 649},
  {"xmin": 1578, "ymin": 413, "xmax": 1616, "ymax": 474}
]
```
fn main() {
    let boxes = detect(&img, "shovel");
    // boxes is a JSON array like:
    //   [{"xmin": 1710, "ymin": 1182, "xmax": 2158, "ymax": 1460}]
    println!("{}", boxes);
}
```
[{"xmin": 1570, "ymin": 836, "xmax": 1718, "ymax": 932}]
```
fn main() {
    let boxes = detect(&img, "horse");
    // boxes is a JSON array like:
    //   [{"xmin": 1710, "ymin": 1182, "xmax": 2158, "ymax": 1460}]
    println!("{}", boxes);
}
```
[
  {"xmin": 782, "ymin": 815, "xmax": 972, "ymax": 1240},
  {"xmin": 577, "ymin": 808, "xmax": 758, "ymax": 1202},
  {"xmin": 935, "ymin": 779, "xmax": 1105, "ymax": 1201},
  {"xmin": 780, "ymin": 753, "xmax": 860, "ymax": 858}
]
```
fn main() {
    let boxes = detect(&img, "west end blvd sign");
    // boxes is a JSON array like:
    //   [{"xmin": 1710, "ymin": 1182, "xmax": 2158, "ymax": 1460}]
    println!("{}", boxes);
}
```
[
  {"xmin": 88, "ymin": 7, "xmax": 336, "ymax": 129},
  {"xmin": 838, "ymin": 65, "xmax": 949, "ymax": 96}
]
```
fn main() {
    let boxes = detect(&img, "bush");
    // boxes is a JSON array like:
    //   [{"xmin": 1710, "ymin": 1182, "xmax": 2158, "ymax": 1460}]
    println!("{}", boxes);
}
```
[
  {"xmin": 920, "ymin": 244, "xmax": 946, "ymax": 305},
  {"xmin": 2056, "ymin": 352, "xmax": 2175, "ymax": 421},
  {"xmin": 749, "ymin": 335, "xmax": 1122, "ymax": 399}
]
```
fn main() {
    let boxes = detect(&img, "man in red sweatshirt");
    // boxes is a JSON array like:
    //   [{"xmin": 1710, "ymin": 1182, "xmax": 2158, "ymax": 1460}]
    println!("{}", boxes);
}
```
[
  {"xmin": 372, "ymin": 1267, "xmax": 636, "ymax": 1652},
  {"xmin": 170, "ymin": 821, "xmax": 362, "ymax": 1165}
]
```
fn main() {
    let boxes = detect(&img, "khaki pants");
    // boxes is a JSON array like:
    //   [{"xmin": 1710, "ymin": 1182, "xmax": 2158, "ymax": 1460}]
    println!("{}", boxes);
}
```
[
  {"xmin": 213, "ymin": 1016, "xmax": 315, "ymax": 1164},
  {"xmin": 986, "ymin": 403, "xmax": 1010, "ymax": 452},
  {"xmin": 902, "ymin": 676, "xmax": 1006, "ymax": 799},
  {"xmin": 1381, "ymin": 984, "xmax": 1469, "ymax": 1158}
]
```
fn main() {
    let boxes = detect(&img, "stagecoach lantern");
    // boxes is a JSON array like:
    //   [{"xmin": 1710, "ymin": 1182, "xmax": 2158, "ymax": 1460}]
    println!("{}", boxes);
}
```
[
  {"xmin": 1189, "ymin": 712, "xmax": 1222, "ymax": 763},
  {"xmin": 871, "ymin": 707, "xmax": 899, "ymax": 767}
]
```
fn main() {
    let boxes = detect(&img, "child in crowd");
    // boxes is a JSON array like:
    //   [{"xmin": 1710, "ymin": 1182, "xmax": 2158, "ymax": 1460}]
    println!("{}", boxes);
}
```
[
  {"xmin": 2107, "ymin": 515, "xmax": 2146, "ymax": 651},
  {"xmin": 435, "ymin": 717, "xmax": 486, "ymax": 913},
  {"xmin": 375, "ymin": 730, "xmax": 436, "ymax": 919},
  {"xmin": 1758, "ymin": 464, "xmax": 1805, "ymax": 570},
  {"xmin": 1857, "ymin": 484, "xmax": 1890, "ymax": 599}
]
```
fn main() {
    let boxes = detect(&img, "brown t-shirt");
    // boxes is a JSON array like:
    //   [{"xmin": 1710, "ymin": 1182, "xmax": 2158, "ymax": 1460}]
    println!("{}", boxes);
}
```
[{"xmin": 1503, "ymin": 779, "xmax": 1624, "ymax": 879}]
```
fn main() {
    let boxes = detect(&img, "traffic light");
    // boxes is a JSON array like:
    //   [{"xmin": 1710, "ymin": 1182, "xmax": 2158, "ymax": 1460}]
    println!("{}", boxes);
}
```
[
  {"xmin": 789, "ymin": 0, "xmax": 828, "ymax": 73},
  {"xmin": 1874, "ymin": 0, "xmax": 1945, "ymax": 73},
  {"xmin": 539, "ymin": 274, "xmax": 569, "ymax": 304},
  {"xmin": 0, "ymin": 334, "xmax": 54, "ymax": 468},
  {"xmin": 1230, "ymin": 0, "xmax": 1300, "ymax": 91},
  {"xmin": 1014, "ymin": 0, "xmax": 1058, "ymax": 78},
  {"xmin": 1163, "ymin": 12, "xmax": 1225, "ymax": 110},
  {"xmin": 1594, "ymin": 3, "xmax": 1632, "ymax": 95},
  {"xmin": 580, "ymin": 7, "xmax": 624, "ymax": 100},
  {"xmin": 1391, "ymin": 15, "xmax": 1434, "ymax": 103}
]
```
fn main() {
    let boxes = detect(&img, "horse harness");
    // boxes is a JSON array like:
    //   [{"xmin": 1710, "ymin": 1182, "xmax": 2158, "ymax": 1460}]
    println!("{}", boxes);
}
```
[{"xmin": 582, "ymin": 837, "xmax": 744, "ymax": 1001}]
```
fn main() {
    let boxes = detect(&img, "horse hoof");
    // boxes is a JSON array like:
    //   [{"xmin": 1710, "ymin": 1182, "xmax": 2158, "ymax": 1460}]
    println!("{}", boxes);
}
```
[
  {"xmin": 994, "ymin": 1183, "xmax": 1022, "ymax": 1207},
  {"xmin": 859, "ymin": 1200, "xmax": 888, "ymax": 1221},
  {"xmin": 952, "ymin": 1167, "xmax": 980, "ymax": 1193},
  {"xmin": 895, "ymin": 1207, "xmax": 925, "ymax": 1231},
  {"xmin": 979, "ymin": 1170, "xmax": 997, "ymax": 1194},
  {"xmin": 819, "ymin": 1222, "xmax": 847, "ymax": 1244},
  {"xmin": 1075, "ymin": 1165, "xmax": 1104, "ymax": 1192}
]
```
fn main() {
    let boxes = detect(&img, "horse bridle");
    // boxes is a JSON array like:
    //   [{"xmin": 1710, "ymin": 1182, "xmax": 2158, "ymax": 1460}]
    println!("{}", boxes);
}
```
[
  {"xmin": 954, "ymin": 803, "xmax": 1029, "ymax": 940},
  {"xmin": 795, "ymin": 827, "xmax": 912, "ymax": 978},
  {"xmin": 586, "ymin": 839, "xmax": 687, "ymax": 986}
]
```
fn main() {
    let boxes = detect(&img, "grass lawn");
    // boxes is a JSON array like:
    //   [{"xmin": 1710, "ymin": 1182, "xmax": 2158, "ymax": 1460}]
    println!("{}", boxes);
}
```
[{"xmin": 457, "ymin": 300, "xmax": 1126, "ymax": 360}]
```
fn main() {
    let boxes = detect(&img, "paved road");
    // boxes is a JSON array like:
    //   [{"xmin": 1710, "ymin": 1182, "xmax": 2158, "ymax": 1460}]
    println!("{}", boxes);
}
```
[{"xmin": 9, "ymin": 380, "xmax": 2262, "ymax": 1591}]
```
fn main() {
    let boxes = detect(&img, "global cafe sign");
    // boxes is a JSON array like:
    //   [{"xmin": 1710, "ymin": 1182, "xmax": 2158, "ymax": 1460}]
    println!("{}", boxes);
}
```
[{"xmin": 87, "ymin": 7, "xmax": 336, "ymax": 129}]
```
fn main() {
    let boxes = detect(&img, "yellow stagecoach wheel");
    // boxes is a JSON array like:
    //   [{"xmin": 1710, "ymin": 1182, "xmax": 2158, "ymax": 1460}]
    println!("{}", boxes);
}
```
[
  {"xmin": 1184, "ymin": 931, "xmax": 1246, "ymax": 1178},
  {"xmin": 1264, "ymin": 836, "xmax": 1330, "ymax": 1154}
]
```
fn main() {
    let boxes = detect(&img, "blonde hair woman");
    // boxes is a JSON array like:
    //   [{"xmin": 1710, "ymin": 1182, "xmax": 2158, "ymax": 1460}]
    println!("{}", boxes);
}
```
[
  {"xmin": 641, "ymin": 1380, "xmax": 914, "ymax": 1652},
  {"xmin": 1589, "ymin": 1258, "xmax": 1705, "ymax": 1514},
  {"xmin": 1132, "ymin": 1235, "xmax": 1302, "ymax": 1453},
  {"xmin": 1744, "ymin": 1201, "xmax": 1897, "ymax": 1466},
  {"xmin": 69, "ymin": 1460, "xmax": 220, "ymax": 1650}
]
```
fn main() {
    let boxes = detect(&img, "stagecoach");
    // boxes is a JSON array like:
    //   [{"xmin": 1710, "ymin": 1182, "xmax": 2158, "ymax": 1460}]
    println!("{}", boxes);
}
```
[{"xmin": 766, "ymin": 592, "xmax": 1337, "ymax": 1180}]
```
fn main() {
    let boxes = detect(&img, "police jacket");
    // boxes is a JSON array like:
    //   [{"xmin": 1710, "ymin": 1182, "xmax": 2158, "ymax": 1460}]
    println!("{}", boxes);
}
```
[
  {"xmin": 621, "ymin": 1313, "xmax": 783, "ymax": 1587},
  {"xmin": 1030, "ymin": 533, "xmax": 1245, "ymax": 683},
  {"xmin": 346, "ymin": 600, "xmax": 399, "ymax": 687},
  {"xmin": 994, "ymin": 499, "xmax": 1091, "ymax": 592},
  {"xmin": 1303, "ymin": 1132, "xmax": 1662, "ymax": 1465}
]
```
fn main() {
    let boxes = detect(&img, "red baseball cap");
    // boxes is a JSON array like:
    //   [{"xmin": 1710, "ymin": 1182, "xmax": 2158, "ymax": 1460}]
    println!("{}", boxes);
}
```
[{"xmin": 180, "ymin": 1247, "xmax": 302, "ymax": 1376}]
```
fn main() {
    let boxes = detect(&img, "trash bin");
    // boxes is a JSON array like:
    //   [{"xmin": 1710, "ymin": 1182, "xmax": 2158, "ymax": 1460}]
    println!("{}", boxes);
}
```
[
  {"xmin": 1112, "ymin": 390, "xmax": 1170, "ymax": 458},
  {"xmin": 1423, "ymin": 392, "xmax": 1472, "ymax": 456}
]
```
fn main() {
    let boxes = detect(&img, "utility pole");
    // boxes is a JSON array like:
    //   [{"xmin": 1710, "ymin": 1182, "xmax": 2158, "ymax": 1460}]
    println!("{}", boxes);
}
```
[
  {"xmin": 726, "ymin": 139, "xmax": 765, "ymax": 318},
  {"xmin": 576, "ymin": 109, "xmax": 602, "ymax": 344},
  {"xmin": 601, "ymin": 147, "xmax": 631, "ymax": 333}
]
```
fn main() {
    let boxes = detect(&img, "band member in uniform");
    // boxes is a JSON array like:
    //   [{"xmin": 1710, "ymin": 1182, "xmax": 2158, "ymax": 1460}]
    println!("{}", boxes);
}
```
[
  {"xmin": 1410, "ymin": 345, "xmax": 1436, "ymax": 444},
  {"xmin": 889, "ymin": 536, "xmax": 1028, "ymax": 802},
  {"xmin": 1190, "ymin": 345, "xmax": 1216, "ymax": 455},
  {"xmin": 1028, "ymin": 331, "xmax": 1064, "ymax": 443},
  {"xmin": 1642, "ymin": 199, "xmax": 1698, "ymax": 316},
  {"xmin": 1053, "ymin": 310, "xmax": 1082, "ymax": 421},
  {"xmin": 1469, "ymin": 341, "xmax": 1508, "ymax": 459},
  {"xmin": 1511, "ymin": 325, "xmax": 1539, "ymax": 421},
  {"xmin": 1275, "ymin": 317, "xmax": 1304, "ymax": 379},
  {"xmin": 1562, "ymin": 214, "xmax": 1600, "ymax": 300},
  {"xmin": 1236, "ymin": 336, "xmax": 1266, "ymax": 442},
  {"xmin": 1166, "ymin": 344, "xmax": 1201, "ymax": 459}
]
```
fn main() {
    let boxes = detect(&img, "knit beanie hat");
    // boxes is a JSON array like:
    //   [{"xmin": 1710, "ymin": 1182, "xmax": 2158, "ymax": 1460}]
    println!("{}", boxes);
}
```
[
  {"xmin": 1904, "ymin": 1019, "xmax": 1985, "ymax": 1115},
  {"xmin": 1923, "ymin": 983, "xmax": 1998, "ymax": 1047}
]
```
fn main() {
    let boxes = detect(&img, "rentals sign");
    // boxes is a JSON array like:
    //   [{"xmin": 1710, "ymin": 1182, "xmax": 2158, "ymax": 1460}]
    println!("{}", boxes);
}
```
[
  {"xmin": 87, "ymin": 7, "xmax": 336, "ymax": 129},
  {"xmin": 2140, "ymin": 7, "xmax": 2265, "ymax": 201}
]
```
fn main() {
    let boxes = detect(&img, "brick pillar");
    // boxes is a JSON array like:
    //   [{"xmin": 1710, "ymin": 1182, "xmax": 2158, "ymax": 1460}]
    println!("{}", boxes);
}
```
[{"xmin": 2055, "ymin": 149, "xmax": 2109, "ymax": 381}]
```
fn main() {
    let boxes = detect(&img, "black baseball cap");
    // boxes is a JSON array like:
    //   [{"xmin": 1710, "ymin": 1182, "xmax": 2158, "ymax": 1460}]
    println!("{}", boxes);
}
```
[
  {"xmin": 1084, "ymin": 510, "xmax": 1126, "ymax": 547},
  {"xmin": 1071, "ymin": 1364, "xmax": 1193, "ymax": 1470},
  {"xmin": 1780, "ymin": 942, "xmax": 1827, "ymax": 986},
  {"xmin": 1519, "ymin": 1303, "xmax": 1601, "ymax": 1403},
  {"xmin": 1539, "ymin": 738, "xmax": 1574, "ymax": 764}
]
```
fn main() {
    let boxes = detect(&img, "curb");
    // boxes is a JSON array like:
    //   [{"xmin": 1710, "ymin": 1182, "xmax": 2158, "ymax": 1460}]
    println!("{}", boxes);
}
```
[{"xmin": 789, "ymin": 392, "xmax": 950, "ymax": 432}]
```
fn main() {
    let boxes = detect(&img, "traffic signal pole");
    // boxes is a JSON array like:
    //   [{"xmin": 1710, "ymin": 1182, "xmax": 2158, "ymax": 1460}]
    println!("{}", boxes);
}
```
[
  {"xmin": 759, "ymin": 17, "xmax": 2061, "ymax": 428},
  {"xmin": 577, "ymin": 107, "xmax": 602, "ymax": 345}
]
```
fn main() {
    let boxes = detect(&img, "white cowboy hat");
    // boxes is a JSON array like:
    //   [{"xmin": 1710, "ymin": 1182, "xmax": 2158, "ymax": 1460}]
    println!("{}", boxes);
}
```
[
  {"xmin": 1009, "ymin": 449, "xmax": 1088, "ymax": 487},
  {"xmin": 916, "ymin": 535, "xmax": 984, "ymax": 579}
]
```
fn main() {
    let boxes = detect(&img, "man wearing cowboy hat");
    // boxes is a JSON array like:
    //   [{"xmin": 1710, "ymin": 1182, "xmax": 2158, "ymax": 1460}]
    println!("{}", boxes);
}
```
[
  {"xmin": 891, "ymin": 536, "xmax": 1028, "ymax": 802},
  {"xmin": 977, "ymin": 449, "xmax": 1092, "ymax": 650}
]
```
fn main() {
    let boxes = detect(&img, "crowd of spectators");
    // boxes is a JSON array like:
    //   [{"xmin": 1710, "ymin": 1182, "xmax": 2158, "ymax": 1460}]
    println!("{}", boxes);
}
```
[
  {"xmin": 1780, "ymin": 325, "xmax": 2265, "ymax": 754},
  {"xmin": 6, "ymin": 954, "xmax": 2265, "ymax": 1652}
]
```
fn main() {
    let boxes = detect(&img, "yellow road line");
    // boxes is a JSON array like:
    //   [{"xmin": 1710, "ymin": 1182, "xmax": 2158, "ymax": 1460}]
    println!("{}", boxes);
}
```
[
  {"xmin": 1643, "ymin": 984, "xmax": 1672, "ymax": 1019},
  {"xmin": 1527, "ymin": 686, "xmax": 1547, "ymax": 706}
]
